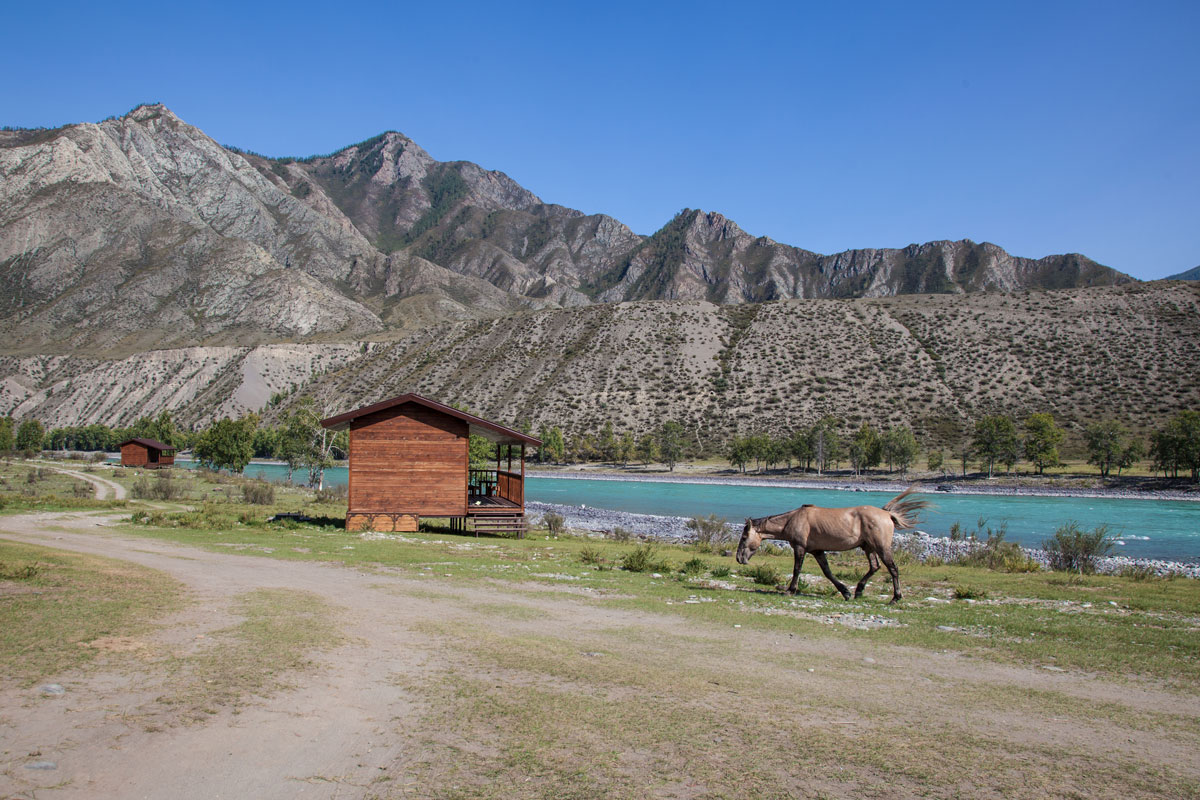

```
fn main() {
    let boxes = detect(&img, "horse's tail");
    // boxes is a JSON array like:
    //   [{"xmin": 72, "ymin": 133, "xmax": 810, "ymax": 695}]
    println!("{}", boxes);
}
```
[{"xmin": 882, "ymin": 486, "xmax": 931, "ymax": 529}]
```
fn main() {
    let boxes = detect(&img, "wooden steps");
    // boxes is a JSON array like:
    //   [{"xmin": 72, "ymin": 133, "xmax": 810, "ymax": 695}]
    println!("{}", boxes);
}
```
[{"xmin": 470, "ymin": 515, "xmax": 528, "ymax": 538}]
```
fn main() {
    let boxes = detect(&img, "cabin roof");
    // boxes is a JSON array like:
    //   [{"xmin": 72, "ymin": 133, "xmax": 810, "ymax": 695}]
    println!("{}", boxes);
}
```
[
  {"xmin": 320, "ymin": 393, "xmax": 541, "ymax": 446},
  {"xmin": 118, "ymin": 438, "xmax": 175, "ymax": 451}
]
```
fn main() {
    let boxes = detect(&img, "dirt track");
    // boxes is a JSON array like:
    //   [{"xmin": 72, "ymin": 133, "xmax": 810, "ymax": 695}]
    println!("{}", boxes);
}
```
[{"xmin": 2, "ymin": 512, "xmax": 1199, "ymax": 799}]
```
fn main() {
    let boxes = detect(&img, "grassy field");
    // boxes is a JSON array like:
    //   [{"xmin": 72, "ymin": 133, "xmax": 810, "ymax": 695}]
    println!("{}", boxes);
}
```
[{"xmin": 3, "ymin": 464, "xmax": 1199, "ymax": 798}]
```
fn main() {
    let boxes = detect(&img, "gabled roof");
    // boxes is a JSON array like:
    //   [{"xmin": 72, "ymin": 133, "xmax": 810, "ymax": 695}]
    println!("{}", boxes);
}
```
[
  {"xmin": 118, "ymin": 438, "xmax": 175, "ymax": 451},
  {"xmin": 320, "ymin": 393, "xmax": 541, "ymax": 446}
]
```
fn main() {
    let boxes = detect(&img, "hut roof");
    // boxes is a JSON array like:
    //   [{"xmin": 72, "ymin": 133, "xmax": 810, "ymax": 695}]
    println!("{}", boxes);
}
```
[
  {"xmin": 118, "ymin": 438, "xmax": 175, "ymax": 451},
  {"xmin": 320, "ymin": 393, "xmax": 541, "ymax": 446}
]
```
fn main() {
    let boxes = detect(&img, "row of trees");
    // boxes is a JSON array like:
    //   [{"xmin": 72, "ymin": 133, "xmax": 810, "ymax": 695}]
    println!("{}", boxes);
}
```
[{"xmin": 5, "ymin": 406, "xmax": 1200, "ymax": 483}]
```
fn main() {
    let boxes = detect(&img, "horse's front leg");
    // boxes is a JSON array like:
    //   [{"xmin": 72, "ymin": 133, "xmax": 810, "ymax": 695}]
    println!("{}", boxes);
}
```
[{"xmin": 787, "ymin": 545, "xmax": 807, "ymax": 594}]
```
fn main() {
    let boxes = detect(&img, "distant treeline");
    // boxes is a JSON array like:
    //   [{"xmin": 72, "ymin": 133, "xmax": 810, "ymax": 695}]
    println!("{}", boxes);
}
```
[{"xmin": 3, "ymin": 408, "xmax": 1198, "ymax": 483}]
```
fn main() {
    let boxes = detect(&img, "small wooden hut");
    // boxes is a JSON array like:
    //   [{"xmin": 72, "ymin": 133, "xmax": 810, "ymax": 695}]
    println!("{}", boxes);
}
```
[
  {"xmin": 118, "ymin": 438, "xmax": 176, "ymax": 469},
  {"xmin": 320, "ymin": 393, "xmax": 541, "ymax": 536}
]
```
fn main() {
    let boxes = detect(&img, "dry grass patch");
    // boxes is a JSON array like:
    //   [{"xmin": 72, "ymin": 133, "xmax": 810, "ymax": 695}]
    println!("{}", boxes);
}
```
[{"xmin": 0, "ymin": 538, "xmax": 183, "ymax": 685}]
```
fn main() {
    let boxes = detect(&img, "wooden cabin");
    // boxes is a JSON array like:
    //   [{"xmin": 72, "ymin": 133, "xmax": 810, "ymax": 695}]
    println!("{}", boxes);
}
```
[
  {"xmin": 320, "ymin": 393, "xmax": 541, "ymax": 536},
  {"xmin": 118, "ymin": 438, "xmax": 176, "ymax": 469}
]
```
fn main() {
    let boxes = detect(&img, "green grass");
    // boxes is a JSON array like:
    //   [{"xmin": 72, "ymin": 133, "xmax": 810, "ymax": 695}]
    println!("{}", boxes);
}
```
[{"xmin": 0, "ymin": 539, "xmax": 183, "ymax": 685}]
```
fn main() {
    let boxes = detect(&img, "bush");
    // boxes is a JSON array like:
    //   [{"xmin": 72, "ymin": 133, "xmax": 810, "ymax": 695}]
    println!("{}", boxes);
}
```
[
  {"xmin": 542, "ymin": 512, "xmax": 566, "ymax": 535},
  {"xmin": 0, "ymin": 560, "xmax": 43, "ymax": 580},
  {"xmin": 72, "ymin": 481, "xmax": 92, "ymax": 498},
  {"xmin": 743, "ymin": 563, "xmax": 781, "ymax": 586},
  {"xmin": 314, "ymin": 484, "xmax": 347, "ymax": 503},
  {"xmin": 579, "ymin": 544, "xmax": 606, "ymax": 566},
  {"xmin": 131, "ymin": 472, "xmax": 182, "ymax": 501},
  {"xmin": 950, "ymin": 522, "xmax": 1040, "ymax": 573},
  {"xmin": 620, "ymin": 543, "xmax": 670, "ymax": 573},
  {"xmin": 953, "ymin": 585, "xmax": 987, "ymax": 600},
  {"xmin": 242, "ymin": 481, "xmax": 276, "ymax": 505},
  {"xmin": 90, "ymin": 452, "xmax": 108, "ymax": 463},
  {"xmin": 607, "ymin": 526, "xmax": 634, "ymax": 542},
  {"xmin": 1043, "ymin": 522, "xmax": 1115, "ymax": 574},
  {"xmin": 710, "ymin": 565, "xmax": 731, "ymax": 579},
  {"xmin": 1115, "ymin": 564, "xmax": 1163, "ymax": 581},
  {"xmin": 686, "ymin": 514, "xmax": 732, "ymax": 550},
  {"xmin": 680, "ymin": 557, "xmax": 707, "ymax": 576}
]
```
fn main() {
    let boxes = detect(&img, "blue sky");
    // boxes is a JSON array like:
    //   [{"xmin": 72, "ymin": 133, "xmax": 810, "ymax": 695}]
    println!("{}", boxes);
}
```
[{"xmin": 3, "ymin": 0, "xmax": 1197, "ymax": 279}]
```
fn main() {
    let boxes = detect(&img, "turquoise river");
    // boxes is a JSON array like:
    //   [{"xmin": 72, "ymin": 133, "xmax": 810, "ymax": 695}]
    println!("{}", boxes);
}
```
[{"xmin": 169, "ymin": 460, "xmax": 1200, "ymax": 563}]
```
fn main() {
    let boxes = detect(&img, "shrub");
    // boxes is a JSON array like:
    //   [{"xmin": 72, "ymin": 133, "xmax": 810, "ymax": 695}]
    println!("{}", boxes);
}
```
[
  {"xmin": 1115, "ymin": 564, "xmax": 1163, "ymax": 581},
  {"xmin": 953, "ymin": 585, "xmax": 987, "ymax": 600},
  {"xmin": 579, "ymin": 544, "xmax": 606, "ymax": 566},
  {"xmin": 131, "ymin": 471, "xmax": 183, "ymax": 501},
  {"xmin": 90, "ymin": 452, "xmax": 108, "ymax": 463},
  {"xmin": 680, "ymin": 557, "xmax": 707, "ymax": 576},
  {"xmin": 686, "ymin": 514, "xmax": 732, "ymax": 550},
  {"xmin": 710, "ymin": 565, "xmax": 732, "ymax": 579},
  {"xmin": 950, "ymin": 522, "xmax": 1040, "ymax": 573},
  {"xmin": 743, "ymin": 563, "xmax": 782, "ymax": 586},
  {"xmin": 314, "ymin": 484, "xmax": 347, "ymax": 503},
  {"xmin": 607, "ymin": 526, "xmax": 634, "ymax": 542},
  {"xmin": 72, "ymin": 481, "xmax": 92, "ymax": 498},
  {"xmin": 542, "ymin": 512, "xmax": 566, "ymax": 535},
  {"xmin": 242, "ymin": 481, "xmax": 275, "ymax": 505},
  {"xmin": 1043, "ymin": 522, "xmax": 1115, "ymax": 574},
  {"xmin": 0, "ymin": 560, "xmax": 43, "ymax": 580},
  {"xmin": 620, "ymin": 543, "xmax": 669, "ymax": 573}
]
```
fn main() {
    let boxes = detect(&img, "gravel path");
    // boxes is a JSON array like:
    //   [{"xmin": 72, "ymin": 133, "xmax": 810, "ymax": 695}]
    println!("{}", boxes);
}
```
[{"xmin": 33, "ymin": 461, "xmax": 128, "ymax": 500}]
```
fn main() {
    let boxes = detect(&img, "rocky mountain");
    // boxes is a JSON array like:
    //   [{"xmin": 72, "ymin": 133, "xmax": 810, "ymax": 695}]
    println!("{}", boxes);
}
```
[
  {"xmin": 1166, "ymin": 266, "xmax": 1200, "ymax": 281},
  {"xmin": 7, "ymin": 282, "xmax": 1198, "ymax": 448},
  {"xmin": 1, "ymin": 104, "xmax": 1134, "ymax": 357}
]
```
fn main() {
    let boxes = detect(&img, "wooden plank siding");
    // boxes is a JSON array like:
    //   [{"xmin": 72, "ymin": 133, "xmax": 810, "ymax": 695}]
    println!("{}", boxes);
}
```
[
  {"xmin": 346, "ymin": 404, "xmax": 469, "ymax": 530},
  {"xmin": 120, "ymin": 442, "xmax": 149, "ymax": 467}
]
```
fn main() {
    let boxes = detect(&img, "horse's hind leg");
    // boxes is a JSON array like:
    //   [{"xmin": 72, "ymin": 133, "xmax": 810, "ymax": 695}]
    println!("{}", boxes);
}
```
[
  {"xmin": 787, "ymin": 545, "xmax": 808, "ymax": 594},
  {"xmin": 882, "ymin": 550, "xmax": 902, "ymax": 604},
  {"xmin": 853, "ymin": 550, "xmax": 880, "ymax": 599},
  {"xmin": 813, "ymin": 551, "xmax": 851, "ymax": 600}
]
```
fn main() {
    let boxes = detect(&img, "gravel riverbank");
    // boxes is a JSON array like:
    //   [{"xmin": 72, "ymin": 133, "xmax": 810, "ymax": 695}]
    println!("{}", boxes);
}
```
[{"xmin": 526, "ymin": 501, "xmax": 1200, "ymax": 579}]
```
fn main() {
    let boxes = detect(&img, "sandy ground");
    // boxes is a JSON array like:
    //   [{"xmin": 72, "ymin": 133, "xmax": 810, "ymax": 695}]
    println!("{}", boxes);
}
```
[{"xmin": 2, "ymin": 512, "xmax": 1199, "ymax": 799}]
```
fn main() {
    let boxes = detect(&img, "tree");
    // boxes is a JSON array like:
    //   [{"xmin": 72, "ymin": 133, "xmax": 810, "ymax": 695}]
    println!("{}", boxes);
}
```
[
  {"xmin": 972, "ymin": 416, "xmax": 1018, "ymax": 478},
  {"xmin": 598, "ymin": 421, "xmax": 617, "ymax": 463},
  {"xmin": 848, "ymin": 423, "xmax": 881, "ymax": 475},
  {"xmin": 1023, "ymin": 413, "xmax": 1064, "ymax": 475},
  {"xmin": 0, "ymin": 416, "xmax": 13, "ymax": 451},
  {"xmin": 881, "ymin": 427, "xmax": 919, "ymax": 474},
  {"xmin": 146, "ymin": 409, "xmax": 180, "ymax": 448},
  {"xmin": 275, "ymin": 408, "xmax": 312, "ymax": 482},
  {"xmin": 787, "ymin": 429, "xmax": 812, "ymax": 472},
  {"xmin": 617, "ymin": 432, "xmax": 635, "ymax": 466},
  {"xmin": 1084, "ymin": 420, "xmax": 1131, "ymax": 478},
  {"xmin": 636, "ymin": 434, "xmax": 658, "ymax": 466},
  {"xmin": 537, "ymin": 426, "xmax": 565, "ymax": 464},
  {"xmin": 927, "ymin": 450, "xmax": 944, "ymax": 474},
  {"xmin": 808, "ymin": 417, "xmax": 841, "ymax": 475},
  {"xmin": 1150, "ymin": 410, "xmax": 1200, "ymax": 481},
  {"xmin": 727, "ymin": 437, "xmax": 752, "ymax": 473},
  {"xmin": 194, "ymin": 415, "xmax": 258, "ymax": 473},
  {"xmin": 658, "ymin": 421, "xmax": 685, "ymax": 472},
  {"xmin": 15, "ymin": 419, "xmax": 44, "ymax": 452}
]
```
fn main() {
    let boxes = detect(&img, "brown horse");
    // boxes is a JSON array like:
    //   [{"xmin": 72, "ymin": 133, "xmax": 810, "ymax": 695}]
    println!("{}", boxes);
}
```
[{"xmin": 735, "ymin": 488, "xmax": 929, "ymax": 604}]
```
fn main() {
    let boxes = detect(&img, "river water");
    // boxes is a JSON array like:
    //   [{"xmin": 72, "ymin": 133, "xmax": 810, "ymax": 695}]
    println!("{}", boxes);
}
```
[{"xmin": 166, "ymin": 460, "xmax": 1200, "ymax": 563}]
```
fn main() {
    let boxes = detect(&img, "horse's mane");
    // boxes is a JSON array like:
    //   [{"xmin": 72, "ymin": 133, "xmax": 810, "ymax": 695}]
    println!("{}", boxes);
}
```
[
  {"xmin": 882, "ymin": 487, "xmax": 932, "ymax": 529},
  {"xmin": 751, "ymin": 509, "xmax": 801, "ymax": 529}
]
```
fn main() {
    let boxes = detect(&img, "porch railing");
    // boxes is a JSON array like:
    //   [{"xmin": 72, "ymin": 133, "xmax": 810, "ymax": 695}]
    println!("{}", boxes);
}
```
[{"xmin": 469, "ymin": 468, "xmax": 524, "ymax": 506}]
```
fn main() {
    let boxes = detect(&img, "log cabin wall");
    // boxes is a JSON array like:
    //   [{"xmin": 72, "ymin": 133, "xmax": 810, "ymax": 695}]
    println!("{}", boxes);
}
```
[
  {"xmin": 121, "ymin": 442, "xmax": 148, "ymax": 467},
  {"xmin": 347, "ymin": 403, "xmax": 469, "ymax": 523}
]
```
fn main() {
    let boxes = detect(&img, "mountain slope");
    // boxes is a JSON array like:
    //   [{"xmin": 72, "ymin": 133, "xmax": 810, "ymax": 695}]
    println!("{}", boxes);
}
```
[
  {"xmin": 1, "ymin": 104, "xmax": 1136, "ymax": 358},
  {"xmin": 7, "ymin": 283, "xmax": 1197, "ymax": 447},
  {"xmin": 1166, "ymin": 265, "xmax": 1200, "ymax": 280}
]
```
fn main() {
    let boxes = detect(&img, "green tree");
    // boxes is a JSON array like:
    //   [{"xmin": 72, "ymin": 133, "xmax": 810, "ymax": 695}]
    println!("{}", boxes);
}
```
[
  {"xmin": 0, "ymin": 416, "xmax": 13, "ymax": 451},
  {"xmin": 598, "ymin": 421, "xmax": 617, "ymax": 463},
  {"xmin": 275, "ymin": 407, "xmax": 312, "ymax": 482},
  {"xmin": 15, "ymin": 419, "xmax": 44, "ymax": 452},
  {"xmin": 727, "ymin": 437, "xmax": 752, "ymax": 473},
  {"xmin": 972, "ymin": 416, "xmax": 1018, "ymax": 478},
  {"xmin": 848, "ymin": 423, "xmax": 881, "ymax": 475},
  {"xmin": 1084, "ymin": 420, "xmax": 1131, "ymax": 478},
  {"xmin": 636, "ymin": 434, "xmax": 658, "ymax": 466},
  {"xmin": 147, "ymin": 409, "xmax": 180, "ymax": 448},
  {"xmin": 1149, "ymin": 410, "xmax": 1200, "ymax": 481},
  {"xmin": 1023, "ymin": 413, "xmax": 1064, "ymax": 475},
  {"xmin": 808, "ymin": 417, "xmax": 841, "ymax": 475},
  {"xmin": 881, "ymin": 426, "xmax": 919, "ymax": 474},
  {"xmin": 658, "ymin": 421, "xmax": 685, "ymax": 472},
  {"xmin": 617, "ymin": 432, "xmax": 635, "ymax": 466},
  {"xmin": 194, "ymin": 415, "xmax": 258, "ymax": 473},
  {"xmin": 926, "ymin": 449, "xmax": 944, "ymax": 474},
  {"xmin": 787, "ymin": 429, "xmax": 812, "ymax": 472},
  {"xmin": 538, "ymin": 426, "xmax": 565, "ymax": 464},
  {"xmin": 469, "ymin": 434, "xmax": 495, "ymax": 468}
]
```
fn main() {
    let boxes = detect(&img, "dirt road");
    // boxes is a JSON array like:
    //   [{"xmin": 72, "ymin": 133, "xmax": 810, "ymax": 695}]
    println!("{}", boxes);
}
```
[
  {"xmin": 2, "ymin": 512, "xmax": 1198, "ymax": 800},
  {"xmin": 32, "ymin": 462, "xmax": 128, "ymax": 500}
]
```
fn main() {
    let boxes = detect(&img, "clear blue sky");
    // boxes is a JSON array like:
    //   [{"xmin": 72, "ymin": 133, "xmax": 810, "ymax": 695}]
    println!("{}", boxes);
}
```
[{"xmin": 3, "ymin": 0, "xmax": 1197, "ymax": 279}]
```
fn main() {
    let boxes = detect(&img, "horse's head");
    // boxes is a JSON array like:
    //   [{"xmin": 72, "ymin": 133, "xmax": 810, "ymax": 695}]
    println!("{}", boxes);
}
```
[{"xmin": 736, "ymin": 518, "xmax": 762, "ymax": 564}]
